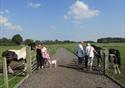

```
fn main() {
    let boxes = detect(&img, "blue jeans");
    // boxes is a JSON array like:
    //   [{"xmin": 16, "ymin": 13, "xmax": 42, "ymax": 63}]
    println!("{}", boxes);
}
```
[{"xmin": 78, "ymin": 56, "xmax": 83, "ymax": 64}]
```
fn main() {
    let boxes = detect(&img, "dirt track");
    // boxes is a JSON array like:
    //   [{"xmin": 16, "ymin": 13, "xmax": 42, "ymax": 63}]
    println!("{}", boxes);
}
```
[{"xmin": 18, "ymin": 48, "xmax": 121, "ymax": 88}]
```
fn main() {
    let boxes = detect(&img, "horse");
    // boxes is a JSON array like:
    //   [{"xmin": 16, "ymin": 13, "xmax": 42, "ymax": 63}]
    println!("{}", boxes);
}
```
[
  {"xmin": 108, "ymin": 49, "xmax": 121, "ymax": 74},
  {"xmin": 91, "ymin": 45, "xmax": 105, "ymax": 67},
  {"xmin": 2, "ymin": 47, "xmax": 27, "ymax": 74}
]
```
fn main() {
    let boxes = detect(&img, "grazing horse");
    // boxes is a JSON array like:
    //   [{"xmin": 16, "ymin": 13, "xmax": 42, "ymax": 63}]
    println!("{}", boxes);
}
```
[
  {"xmin": 108, "ymin": 49, "xmax": 121, "ymax": 74},
  {"xmin": 91, "ymin": 45, "xmax": 105, "ymax": 67},
  {"xmin": 2, "ymin": 47, "xmax": 27, "ymax": 74}
]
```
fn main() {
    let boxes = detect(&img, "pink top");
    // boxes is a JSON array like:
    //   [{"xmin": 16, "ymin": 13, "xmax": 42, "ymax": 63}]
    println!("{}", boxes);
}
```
[{"xmin": 41, "ymin": 47, "xmax": 50, "ymax": 60}]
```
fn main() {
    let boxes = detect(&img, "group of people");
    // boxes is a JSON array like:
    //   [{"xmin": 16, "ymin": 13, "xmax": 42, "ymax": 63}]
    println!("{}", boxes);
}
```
[
  {"xmin": 35, "ymin": 42, "xmax": 97, "ymax": 71},
  {"xmin": 76, "ymin": 41, "xmax": 97, "ymax": 71},
  {"xmin": 35, "ymin": 44, "xmax": 51, "ymax": 69}
]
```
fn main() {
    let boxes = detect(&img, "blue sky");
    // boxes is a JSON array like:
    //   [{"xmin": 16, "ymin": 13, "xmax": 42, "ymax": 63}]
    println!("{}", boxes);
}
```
[{"xmin": 0, "ymin": 0, "xmax": 125, "ymax": 41}]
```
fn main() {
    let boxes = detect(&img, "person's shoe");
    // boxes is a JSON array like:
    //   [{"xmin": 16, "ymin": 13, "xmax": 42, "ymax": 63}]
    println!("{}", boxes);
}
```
[{"xmin": 41, "ymin": 66, "xmax": 44, "ymax": 69}]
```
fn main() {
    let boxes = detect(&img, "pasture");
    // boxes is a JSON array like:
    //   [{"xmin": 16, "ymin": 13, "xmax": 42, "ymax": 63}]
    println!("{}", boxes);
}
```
[{"xmin": 0, "ymin": 43, "xmax": 125, "ymax": 88}]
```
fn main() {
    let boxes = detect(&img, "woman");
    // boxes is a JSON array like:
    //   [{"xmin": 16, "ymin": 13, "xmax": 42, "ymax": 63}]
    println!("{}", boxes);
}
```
[
  {"xmin": 86, "ymin": 43, "xmax": 97, "ymax": 71},
  {"xmin": 36, "ymin": 44, "xmax": 44, "ymax": 69}
]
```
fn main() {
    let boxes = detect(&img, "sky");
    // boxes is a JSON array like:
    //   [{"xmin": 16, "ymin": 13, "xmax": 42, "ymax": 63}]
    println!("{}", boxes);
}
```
[{"xmin": 0, "ymin": 0, "xmax": 125, "ymax": 41}]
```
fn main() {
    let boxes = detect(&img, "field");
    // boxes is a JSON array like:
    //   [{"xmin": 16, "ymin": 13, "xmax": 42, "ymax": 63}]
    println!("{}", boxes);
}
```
[{"xmin": 0, "ymin": 43, "xmax": 125, "ymax": 88}]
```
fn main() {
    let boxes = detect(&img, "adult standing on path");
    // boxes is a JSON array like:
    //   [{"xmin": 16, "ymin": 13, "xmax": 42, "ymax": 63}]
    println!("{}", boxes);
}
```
[
  {"xmin": 86, "ymin": 43, "xmax": 97, "ymax": 71},
  {"xmin": 76, "ymin": 41, "xmax": 86, "ymax": 65},
  {"xmin": 36, "ymin": 44, "xmax": 44, "ymax": 69}
]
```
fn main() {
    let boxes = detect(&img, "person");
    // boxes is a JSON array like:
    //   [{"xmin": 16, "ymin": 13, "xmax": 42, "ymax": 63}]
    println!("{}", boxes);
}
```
[
  {"xmin": 36, "ymin": 44, "xmax": 44, "ymax": 69},
  {"xmin": 41, "ymin": 45, "xmax": 51, "ymax": 68},
  {"xmin": 76, "ymin": 41, "xmax": 85, "ymax": 65},
  {"xmin": 86, "ymin": 43, "xmax": 97, "ymax": 71}
]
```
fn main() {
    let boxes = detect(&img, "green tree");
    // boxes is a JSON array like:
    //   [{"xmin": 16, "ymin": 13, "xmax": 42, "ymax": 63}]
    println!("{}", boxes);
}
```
[
  {"xmin": 12, "ymin": 34, "xmax": 23, "ymax": 45},
  {"xmin": 24, "ymin": 39, "xmax": 34, "ymax": 45}
]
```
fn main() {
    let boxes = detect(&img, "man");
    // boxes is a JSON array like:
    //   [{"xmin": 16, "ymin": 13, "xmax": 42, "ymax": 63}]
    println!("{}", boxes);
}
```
[
  {"xmin": 86, "ymin": 43, "xmax": 97, "ymax": 71},
  {"xmin": 76, "ymin": 41, "xmax": 85, "ymax": 65}
]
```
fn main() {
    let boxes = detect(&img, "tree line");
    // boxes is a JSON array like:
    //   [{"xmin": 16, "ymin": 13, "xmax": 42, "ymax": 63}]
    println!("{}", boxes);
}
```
[
  {"xmin": 97, "ymin": 37, "xmax": 125, "ymax": 43},
  {"xmin": 1, "ymin": 34, "xmax": 124, "ymax": 46},
  {"xmin": 0, "ymin": 34, "xmax": 76, "ymax": 46}
]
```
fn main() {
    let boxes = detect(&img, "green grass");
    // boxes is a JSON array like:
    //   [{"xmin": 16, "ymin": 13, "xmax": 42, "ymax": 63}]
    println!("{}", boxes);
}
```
[
  {"xmin": 0, "ymin": 74, "xmax": 23, "ymax": 88},
  {"xmin": 0, "ymin": 74, "xmax": 3, "ymax": 88},
  {"xmin": 8, "ymin": 76, "xmax": 23, "ymax": 88}
]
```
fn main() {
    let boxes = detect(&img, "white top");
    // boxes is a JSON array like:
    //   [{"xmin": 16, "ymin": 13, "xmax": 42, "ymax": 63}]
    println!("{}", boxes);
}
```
[
  {"xmin": 86, "ymin": 45, "xmax": 94, "ymax": 57},
  {"xmin": 77, "ymin": 44, "xmax": 85, "ymax": 57}
]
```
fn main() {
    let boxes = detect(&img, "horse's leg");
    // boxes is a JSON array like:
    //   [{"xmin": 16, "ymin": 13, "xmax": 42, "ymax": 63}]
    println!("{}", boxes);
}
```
[
  {"xmin": 23, "ymin": 63, "xmax": 27, "ymax": 72},
  {"xmin": 114, "ymin": 64, "xmax": 117, "ymax": 74},
  {"xmin": 97, "ymin": 57, "xmax": 100, "ymax": 67},
  {"xmin": 7, "ymin": 60, "xmax": 14, "ymax": 74},
  {"xmin": 21, "ymin": 59, "xmax": 27, "ymax": 76},
  {"xmin": 116, "ymin": 64, "xmax": 121, "ymax": 74}
]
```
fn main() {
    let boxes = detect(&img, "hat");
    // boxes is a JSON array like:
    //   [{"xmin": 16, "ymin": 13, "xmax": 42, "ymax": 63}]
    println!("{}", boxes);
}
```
[{"xmin": 87, "ymin": 43, "xmax": 90, "ymax": 46}]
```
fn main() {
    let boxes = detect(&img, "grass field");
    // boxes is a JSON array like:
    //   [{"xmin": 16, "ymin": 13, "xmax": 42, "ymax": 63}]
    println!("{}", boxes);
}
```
[{"xmin": 0, "ymin": 43, "xmax": 125, "ymax": 88}]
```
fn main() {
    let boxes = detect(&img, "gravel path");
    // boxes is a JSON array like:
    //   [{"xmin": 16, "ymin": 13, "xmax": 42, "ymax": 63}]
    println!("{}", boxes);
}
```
[{"xmin": 18, "ymin": 48, "xmax": 121, "ymax": 88}]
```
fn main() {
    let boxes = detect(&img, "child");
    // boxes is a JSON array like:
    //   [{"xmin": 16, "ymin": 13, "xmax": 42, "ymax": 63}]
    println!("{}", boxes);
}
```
[{"xmin": 41, "ymin": 46, "xmax": 51, "ymax": 68}]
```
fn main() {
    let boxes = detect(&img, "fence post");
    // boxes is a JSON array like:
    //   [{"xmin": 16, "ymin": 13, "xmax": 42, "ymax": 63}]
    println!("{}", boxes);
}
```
[
  {"xmin": 104, "ymin": 48, "xmax": 109, "ymax": 75},
  {"xmin": 26, "ymin": 46, "xmax": 32, "ymax": 76},
  {"xmin": 3, "ymin": 57, "xmax": 8, "ymax": 88}
]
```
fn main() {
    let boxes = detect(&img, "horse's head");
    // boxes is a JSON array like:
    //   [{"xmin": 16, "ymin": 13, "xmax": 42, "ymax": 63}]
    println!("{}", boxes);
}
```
[
  {"xmin": 28, "ymin": 43, "xmax": 36, "ymax": 50},
  {"xmin": 91, "ymin": 45, "xmax": 105, "ymax": 58}
]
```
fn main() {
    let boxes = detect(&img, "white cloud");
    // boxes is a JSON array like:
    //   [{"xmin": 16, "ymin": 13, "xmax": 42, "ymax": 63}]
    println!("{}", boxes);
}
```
[
  {"xmin": 0, "ymin": 16, "xmax": 8, "ymax": 24},
  {"xmin": 64, "ymin": 15, "xmax": 68, "ymax": 20},
  {"xmin": 64, "ymin": 1, "xmax": 99, "ymax": 23},
  {"xmin": 0, "ymin": 15, "xmax": 23, "ymax": 31},
  {"xmin": 0, "ymin": 9, "xmax": 10, "ymax": 15},
  {"xmin": 28, "ymin": 2, "xmax": 41, "ymax": 8},
  {"xmin": 49, "ymin": 26, "xmax": 56, "ymax": 29}
]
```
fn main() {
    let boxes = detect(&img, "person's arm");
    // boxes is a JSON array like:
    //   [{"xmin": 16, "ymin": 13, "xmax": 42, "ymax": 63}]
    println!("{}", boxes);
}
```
[{"xmin": 93, "ymin": 47, "xmax": 98, "ymax": 54}]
